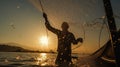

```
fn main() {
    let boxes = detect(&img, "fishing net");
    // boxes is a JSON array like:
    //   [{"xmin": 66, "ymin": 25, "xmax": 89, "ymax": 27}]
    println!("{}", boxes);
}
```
[
  {"xmin": 28, "ymin": 0, "xmax": 111, "ymax": 53},
  {"xmin": 0, "ymin": 0, "xmax": 120, "ymax": 54}
]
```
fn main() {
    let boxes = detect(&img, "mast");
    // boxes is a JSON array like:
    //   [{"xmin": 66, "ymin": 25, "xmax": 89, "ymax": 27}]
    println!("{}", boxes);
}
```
[{"xmin": 103, "ymin": 0, "xmax": 120, "ymax": 67}]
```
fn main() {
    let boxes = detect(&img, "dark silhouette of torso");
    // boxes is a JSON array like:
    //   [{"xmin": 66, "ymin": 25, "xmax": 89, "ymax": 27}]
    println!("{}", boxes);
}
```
[{"xmin": 45, "ymin": 22, "xmax": 80, "ymax": 65}]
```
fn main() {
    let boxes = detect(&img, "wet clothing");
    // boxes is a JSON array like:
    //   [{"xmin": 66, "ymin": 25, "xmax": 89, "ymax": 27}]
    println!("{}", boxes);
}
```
[{"xmin": 45, "ymin": 22, "xmax": 80, "ymax": 65}]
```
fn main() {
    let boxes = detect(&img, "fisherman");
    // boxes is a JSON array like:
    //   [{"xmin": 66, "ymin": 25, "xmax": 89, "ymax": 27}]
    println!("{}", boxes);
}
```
[{"xmin": 43, "ymin": 13, "xmax": 83, "ymax": 66}]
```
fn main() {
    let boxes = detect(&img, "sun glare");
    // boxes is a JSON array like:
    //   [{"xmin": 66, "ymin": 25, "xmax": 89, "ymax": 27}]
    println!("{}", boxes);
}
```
[{"xmin": 39, "ymin": 36, "xmax": 49, "ymax": 46}]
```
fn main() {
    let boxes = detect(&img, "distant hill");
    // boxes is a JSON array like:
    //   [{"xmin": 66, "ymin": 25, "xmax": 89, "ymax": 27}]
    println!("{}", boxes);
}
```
[
  {"xmin": 0, "ymin": 44, "xmax": 31, "ymax": 52},
  {"xmin": 0, "ymin": 44, "xmax": 56, "ymax": 53},
  {"xmin": 6, "ymin": 42, "xmax": 23, "ymax": 47}
]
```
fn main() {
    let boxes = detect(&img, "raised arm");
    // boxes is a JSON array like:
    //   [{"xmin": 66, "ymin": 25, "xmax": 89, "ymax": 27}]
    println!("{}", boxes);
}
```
[{"xmin": 43, "ymin": 13, "xmax": 60, "ymax": 34}]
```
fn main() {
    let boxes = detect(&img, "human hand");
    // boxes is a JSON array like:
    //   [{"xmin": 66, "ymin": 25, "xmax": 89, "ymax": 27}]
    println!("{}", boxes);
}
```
[
  {"xmin": 43, "ymin": 12, "xmax": 48, "ymax": 21},
  {"xmin": 77, "ymin": 38, "xmax": 83, "ymax": 43}
]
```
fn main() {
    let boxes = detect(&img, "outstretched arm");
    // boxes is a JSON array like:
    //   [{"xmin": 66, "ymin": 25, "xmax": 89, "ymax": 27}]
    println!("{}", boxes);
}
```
[
  {"xmin": 71, "ymin": 33, "xmax": 83, "ymax": 44},
  {"xmin": 43, "ymin": 13, "xmax": 60, "ymax": 34}
]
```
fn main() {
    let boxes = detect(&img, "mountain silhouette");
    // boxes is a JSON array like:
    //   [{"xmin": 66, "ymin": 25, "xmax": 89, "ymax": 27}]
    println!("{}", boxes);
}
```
[{"xmin": 0, "ymin": 44, "xmax": 30, "ymax": 52}]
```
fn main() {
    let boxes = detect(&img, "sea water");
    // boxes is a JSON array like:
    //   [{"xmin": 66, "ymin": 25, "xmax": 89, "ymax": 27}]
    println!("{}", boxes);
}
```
[{"xmin": 0, "ymin": 52, "xmax": 79, "ymax": 67}]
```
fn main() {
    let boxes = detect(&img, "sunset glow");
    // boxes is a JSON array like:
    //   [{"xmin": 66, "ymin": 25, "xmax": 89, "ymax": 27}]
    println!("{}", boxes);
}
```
[
  {"xmin": 0, "ymin": 0, "xmax": 120, "ymax": 53},
  {"xmin": 39, "ymin": 36, "xmax": 49, "ymax": 46}
]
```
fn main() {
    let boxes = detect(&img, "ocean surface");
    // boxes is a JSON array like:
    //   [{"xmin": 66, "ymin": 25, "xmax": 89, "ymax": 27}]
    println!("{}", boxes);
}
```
[{"xmin": 0, "ymin": 52, "xmax": 80, "ymax": 67}]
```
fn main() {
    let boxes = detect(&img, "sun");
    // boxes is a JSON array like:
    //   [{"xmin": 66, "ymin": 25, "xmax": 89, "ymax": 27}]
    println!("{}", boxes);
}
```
[{"xmin": 39, "ymin": 36, "xmax": 49, "ymax": 46}]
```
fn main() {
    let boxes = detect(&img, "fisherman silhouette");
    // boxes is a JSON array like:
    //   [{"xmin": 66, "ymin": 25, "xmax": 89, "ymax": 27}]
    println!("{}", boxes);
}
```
[{"xmin": 43, "ymin": 13, "xmax": 83, "ymax": 66}]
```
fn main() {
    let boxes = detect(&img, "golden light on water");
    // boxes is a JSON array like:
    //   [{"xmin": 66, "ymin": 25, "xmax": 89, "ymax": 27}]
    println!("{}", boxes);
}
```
[
  {"xmin": 37, "ymin": 53, "xmax": 47, "ymax": 61},
  {"xmin": 40, "ymin": 53, "xmax": 47, "ymax": 60},
  {"xmin": 36, "ymin": 53, "xmax": 48, "ymax": 66}
]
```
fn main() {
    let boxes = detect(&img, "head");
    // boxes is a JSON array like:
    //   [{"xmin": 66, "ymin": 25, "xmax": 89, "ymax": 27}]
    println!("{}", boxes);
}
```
[{"xmin": 61, "ymin": 22, "xmax": 69, "ymax": 31}]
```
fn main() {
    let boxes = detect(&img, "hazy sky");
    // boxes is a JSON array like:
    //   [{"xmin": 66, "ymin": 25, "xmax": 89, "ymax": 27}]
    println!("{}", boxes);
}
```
[{"xmin": 0, "ymin": 0, "xmax": 120, "ymax": 53}]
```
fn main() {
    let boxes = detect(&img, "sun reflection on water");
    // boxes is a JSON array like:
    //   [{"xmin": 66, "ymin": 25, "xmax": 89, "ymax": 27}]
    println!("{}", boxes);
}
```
[
  {"xmin": 35, "ymin": 53, "xmax": 78, "ymax": 66},
  {"xmin": 36, "ymin": 53, "xmax": 49, "ymax": 66}
]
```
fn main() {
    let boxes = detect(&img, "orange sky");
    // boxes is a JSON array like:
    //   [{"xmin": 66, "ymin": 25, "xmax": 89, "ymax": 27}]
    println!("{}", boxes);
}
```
[{"xmin": 0, "ymin": 0, "xmax": 120, "ymax": 53}]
